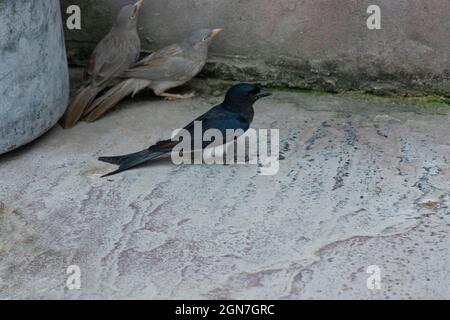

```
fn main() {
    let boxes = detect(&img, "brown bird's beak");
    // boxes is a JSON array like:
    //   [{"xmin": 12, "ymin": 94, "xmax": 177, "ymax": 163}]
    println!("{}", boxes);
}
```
[
  {"xmin": 134, "ymin": 0, "xmax": 144, "ymax": 13},
  {"xmin": 208, "ymin": 28, "xmax": 223, "ymax": 41}
]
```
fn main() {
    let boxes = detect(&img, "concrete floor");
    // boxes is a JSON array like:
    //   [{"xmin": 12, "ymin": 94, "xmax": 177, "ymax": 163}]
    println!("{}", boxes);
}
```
[{"xmin": 1, "ymin": 81, "xmax": 449, "ymax": 299}]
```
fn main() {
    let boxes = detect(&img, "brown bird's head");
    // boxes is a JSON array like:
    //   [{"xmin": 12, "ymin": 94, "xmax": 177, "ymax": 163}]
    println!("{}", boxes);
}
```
[
  {"xmin": 115, "ymin": 0, "xmax": 144, "ymax": 30},
  {"xmin": 187, "ymin": 28, "xmax": 223, "ymax": 48}
]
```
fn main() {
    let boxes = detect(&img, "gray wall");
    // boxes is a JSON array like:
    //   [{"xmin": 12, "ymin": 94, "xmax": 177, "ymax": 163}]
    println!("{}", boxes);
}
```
[{"xmin": 61, "ymin": 0, "xmax": 450, "ymax": 95}]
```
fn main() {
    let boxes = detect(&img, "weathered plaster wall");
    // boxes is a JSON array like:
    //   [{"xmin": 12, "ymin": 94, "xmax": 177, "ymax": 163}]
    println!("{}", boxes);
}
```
[
  {"xmin": 61, "ymin": 0, "xmax": 450, "ymax": 95},
  {"xmin": 0, "ymin": 0, "xmax": 69, "ymax": 154}
]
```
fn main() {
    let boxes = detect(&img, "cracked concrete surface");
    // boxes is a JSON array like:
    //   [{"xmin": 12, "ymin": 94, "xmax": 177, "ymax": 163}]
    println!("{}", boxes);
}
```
[{"xmin": 1, "ymin": 82, "xmax": 449, "ymax": 299}]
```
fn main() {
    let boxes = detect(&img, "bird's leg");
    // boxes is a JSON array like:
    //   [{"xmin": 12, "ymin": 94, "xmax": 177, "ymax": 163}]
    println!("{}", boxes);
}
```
[
  {"xmin": 223, "ymin": 139, "xmax": 250, "ymax": 165},
  {"xmin": 222, "ymin": 141, "xmax": 235, "ymax": 165},
  {"xmin": 158, "ymin": 92, "xmax": 196, "ymax": 101}
]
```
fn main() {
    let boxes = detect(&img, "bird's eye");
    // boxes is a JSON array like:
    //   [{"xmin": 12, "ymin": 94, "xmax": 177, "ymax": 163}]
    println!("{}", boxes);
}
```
[
  {"xmin": 244, "ymin": 92, "xmax": 251, "ymax": 97},
  {"xmin": 202, "ymin": 37, "xmax": 208, "ymax": 42}
]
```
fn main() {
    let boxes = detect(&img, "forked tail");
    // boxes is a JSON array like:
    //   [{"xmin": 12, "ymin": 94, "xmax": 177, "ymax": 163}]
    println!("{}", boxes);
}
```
[{"xmin": 99, "ymin": 149, "xmax": 164, "ymax": 177}]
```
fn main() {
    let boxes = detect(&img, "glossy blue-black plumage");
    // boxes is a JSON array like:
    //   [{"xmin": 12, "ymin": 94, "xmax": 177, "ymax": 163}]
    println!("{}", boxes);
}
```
[{"xmin": 99, "ymin": 83, "xmax": 271, "ymax": 177}]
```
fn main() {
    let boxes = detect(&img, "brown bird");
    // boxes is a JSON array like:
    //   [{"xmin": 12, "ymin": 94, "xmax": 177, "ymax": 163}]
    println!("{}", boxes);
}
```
[
  {"xmin": 83, "ymin": 28, "xmax": 223, "ymax": 122},
  {"xmin": 60, "ymin": 0, "xmax": 144, "ymax": 129}
]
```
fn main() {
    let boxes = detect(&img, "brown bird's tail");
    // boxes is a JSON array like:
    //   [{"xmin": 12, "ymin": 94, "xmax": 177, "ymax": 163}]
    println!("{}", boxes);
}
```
[
  {"xmin": 84, "ymin": 79, "xmax": 150, "ymax": 123},
  {"xmin": 59, "ymin": 85, "xmax": 103, "ymax": 129}
]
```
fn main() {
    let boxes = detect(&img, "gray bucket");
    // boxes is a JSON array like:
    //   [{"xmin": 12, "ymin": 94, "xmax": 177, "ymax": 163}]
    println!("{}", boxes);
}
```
[{"xmin": 0, "ymin": 1, "xmax": 69, "ymax": 154}]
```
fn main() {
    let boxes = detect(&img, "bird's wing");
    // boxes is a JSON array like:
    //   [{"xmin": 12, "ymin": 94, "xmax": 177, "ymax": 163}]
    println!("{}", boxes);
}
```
[
  {"xmin": 124, "ymin": 44, "xmax": 199, "ymax": 82},
  {"xmin": 191, "ymin": 107, "xmax": 251, "ymax": 148},
  {"xmin": 85, "ymin": 32, "xmax": 140, "ymax": 87},
  {"xmin": 152, "ymin": 107, "xmax": 250, "ymax": 152},
  {"xmin": 132, "ymin": 44, "xmax": 184, "ymax": 67},
  {"xmin": 182, "ymin": 106, "xmax": 249, "ymax": 135},
  {"xmin": 203, "ymin": 109, "xmax": 250, "ymax": 133},
  {"xmin": 182, "ymin": 111, "xmax": 209, "ymax": 133}
]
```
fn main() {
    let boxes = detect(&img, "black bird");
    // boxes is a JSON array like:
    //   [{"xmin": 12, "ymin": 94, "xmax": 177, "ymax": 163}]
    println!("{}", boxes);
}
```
[{"xmin": 98, "ymin": 83, "xmax": 272, "ymax": 177}]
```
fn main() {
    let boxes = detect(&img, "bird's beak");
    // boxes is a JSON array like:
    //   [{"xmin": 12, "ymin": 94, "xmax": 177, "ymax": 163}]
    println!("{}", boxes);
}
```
[
  {"xmin": 255, "ymin": 89, "xmax": 272, "ymax": 99},
  {"xmin": 208, "ymin": 28, "xmax": 223, "ymax": 40},
  {"xmin": 135, "ymin": 0, "xmax": 144, "ymax": 13}
]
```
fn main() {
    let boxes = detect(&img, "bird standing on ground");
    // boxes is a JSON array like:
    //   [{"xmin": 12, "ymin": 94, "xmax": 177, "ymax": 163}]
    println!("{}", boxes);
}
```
[
  {"xmin": 98, "ymin": 83, "xmax": 272, "ymax": 177},
  {"xmin": 60, "ymin": 0, "xmax": 144, "ymax": 129},
  {"xmin": 83, "ymin": 28, "xmax": 223, "ymax": 122}
]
